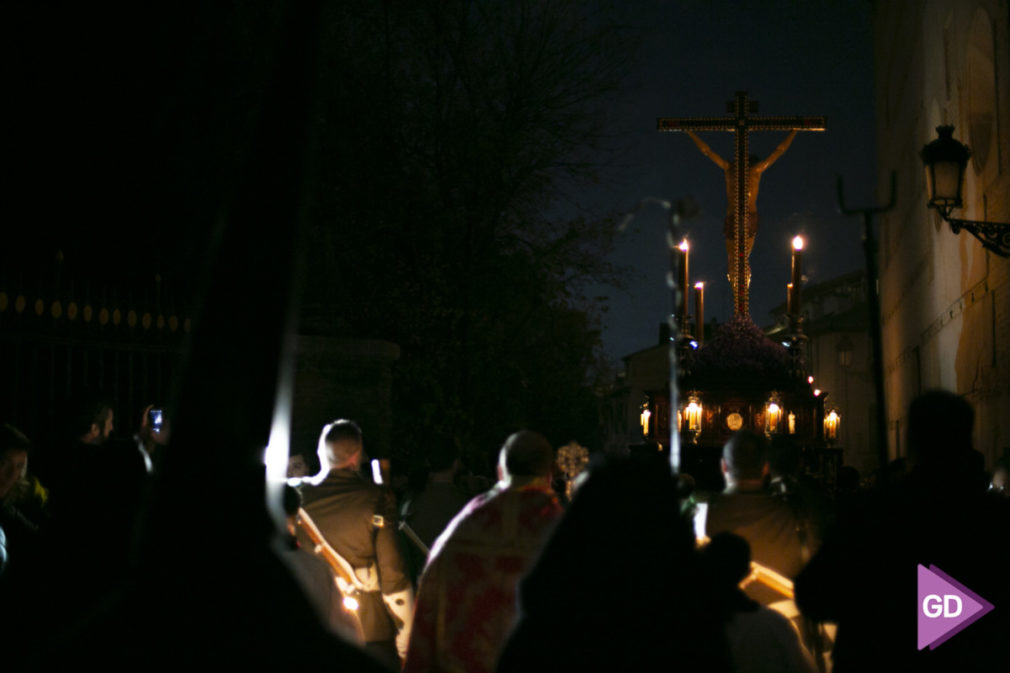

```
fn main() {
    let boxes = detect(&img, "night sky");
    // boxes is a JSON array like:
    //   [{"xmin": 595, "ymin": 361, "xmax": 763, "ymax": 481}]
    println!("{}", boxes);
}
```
[
  {"xmin": 2, "ymin": 1, "xmax": 878, "ymax": 365},
  {"xmin": 575, "ymin": 0, "xmax": 878, "ymax": 362}
]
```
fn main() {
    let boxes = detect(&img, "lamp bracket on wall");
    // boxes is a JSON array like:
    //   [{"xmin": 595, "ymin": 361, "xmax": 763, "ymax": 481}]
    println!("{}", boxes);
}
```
[{"xmin": 944, "ymin": 215, "xmax": 1010, "ymax": 257}]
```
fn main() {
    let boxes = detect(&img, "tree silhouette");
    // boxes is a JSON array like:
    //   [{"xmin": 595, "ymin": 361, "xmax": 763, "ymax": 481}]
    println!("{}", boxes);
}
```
[{"xmin": 303, "ymin": 0, "xmax": 633, "ymax": 460}]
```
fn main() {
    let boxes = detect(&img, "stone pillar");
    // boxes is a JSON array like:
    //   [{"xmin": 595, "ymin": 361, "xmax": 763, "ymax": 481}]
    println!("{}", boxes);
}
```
[{"xmin": 292, "ymin": 336, "xmax": 400, "ymax": 465}]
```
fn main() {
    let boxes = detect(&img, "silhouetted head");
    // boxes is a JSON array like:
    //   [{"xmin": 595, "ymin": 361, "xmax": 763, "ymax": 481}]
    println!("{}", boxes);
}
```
[
  {"xmin": 286, "ymin": 453, "xmax": 308, "ymax": 478},
  {"xmin": 426, "ymin": 432, "xmax": 460, "ymax": 474},
  {"xmin": 498, "ymin": 430, "xmax": 554, "ymax": 481},
  {"xmin": 837, "ymin": 465, "xmax": 861, "ymax": 494},
  {"xmin": 507, "ymin": 452, "xmax": 731, "ymax": 670},
  {"xmin": 319, "ymin": 419, "xmax": 364, "ymax": 470},
  {"xmin": 721, "ymin": 430, "xmax": 768, "ymax": 485},
  {"xmin": 701, "ymin": 532, "xmax": 752, "ymax": 588},
  {"xmin": 884, "ymin": 457, "xmax": 907, "ymax": 487},
  {"xmin": 68, "ymin": 394, "xmax": 114, "ymax": 445},
  {"xmin": 907, "ymin": 390, "xmax": 973, "ymax": 473}
]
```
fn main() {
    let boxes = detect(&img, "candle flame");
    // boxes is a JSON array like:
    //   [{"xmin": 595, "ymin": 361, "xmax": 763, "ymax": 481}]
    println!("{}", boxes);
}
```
[
  {"xmin": 685, "ymin": 400, "xmax": 702, "ymax": 432},
  {"xmin": 792, "ymin": 236, "xmax": 805, "ymax": 250},
  {"xmin": 694, "ymin": 281, "xmax": 704, "ymax": 289},
  {"xmin": 679, "ymin": 239, "xmax": 689, "ymax": 252},
  {"xmin": 825, "ymin": 410, "xmax": 840, "ymax": 440}
]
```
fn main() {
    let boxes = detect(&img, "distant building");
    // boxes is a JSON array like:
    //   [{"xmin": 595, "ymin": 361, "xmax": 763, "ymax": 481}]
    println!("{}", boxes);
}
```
[
  {"xmin": 873, "ymin": 1, "xmax": 1010, "ymax": 467},
  {"xmin": 614, "ymin": 325, "xmax": 671, "ymax": 453},
  {"xmin": 767, "ymin": 270, "xmax": 876, "ymax": 474}
]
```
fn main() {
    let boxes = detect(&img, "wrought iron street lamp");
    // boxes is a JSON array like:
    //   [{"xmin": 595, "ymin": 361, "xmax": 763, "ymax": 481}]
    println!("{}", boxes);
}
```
[{"xmin": 921, "ymin": 125, "xmax": 1010, "ymax": 257}]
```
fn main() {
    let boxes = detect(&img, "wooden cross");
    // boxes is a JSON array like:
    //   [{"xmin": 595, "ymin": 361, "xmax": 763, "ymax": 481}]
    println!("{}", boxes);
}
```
[{"xmin": 658, "ymin": 91, "xmax": 825, "ymax": 316}]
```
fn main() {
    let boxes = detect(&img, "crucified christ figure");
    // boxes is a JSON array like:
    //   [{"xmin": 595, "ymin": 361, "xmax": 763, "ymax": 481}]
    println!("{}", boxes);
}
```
[{"xmin": 686, "ymin": 129, "xmax": 797, "ymax": 291}]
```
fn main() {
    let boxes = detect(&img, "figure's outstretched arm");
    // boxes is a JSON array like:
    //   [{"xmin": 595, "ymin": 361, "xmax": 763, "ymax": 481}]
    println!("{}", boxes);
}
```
[
  {"xmin": 755, "ymin": 130, "xmax": 798, "ymax": 172},
  {"xmin": 686, "ymin": 131, "xmax": 729, "ymax": 170}
]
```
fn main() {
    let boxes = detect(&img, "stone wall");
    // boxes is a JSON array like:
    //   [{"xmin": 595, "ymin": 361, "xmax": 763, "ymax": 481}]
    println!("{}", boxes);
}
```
[{"xmin": 874, "ymin": 0, "xmax": 1010, "ymax": 466}]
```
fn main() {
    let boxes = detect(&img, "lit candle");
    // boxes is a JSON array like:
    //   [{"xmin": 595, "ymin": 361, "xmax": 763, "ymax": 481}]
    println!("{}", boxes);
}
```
[
  {"xmin": 825, "ymin": 410, "xmax": 840, "ymax": 441},
  {"xmin": 685, "ymin": 400, "xmax": 702, "ymax": 432},
  {"xmin": 767, "ymin": 402, "xmax": 780, "ymax": 433},
  {"xmin": 791, "ymin": 236, "xmax": 804, "ymax": 315},
  {"xmin": 678, "ymin": 239, "xmax": 690, "ymax": 332},
  {"xmin": 694, "ymin": 282, "xmax": 705, "ymax": 345}
]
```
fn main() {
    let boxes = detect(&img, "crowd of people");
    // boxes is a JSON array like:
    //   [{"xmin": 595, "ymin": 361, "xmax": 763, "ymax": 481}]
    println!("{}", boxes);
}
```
[
  {"xmin": 0, "ymin": 398, "xmax": 160, "ymax": 657},
  {"xmin": 2, "ymin": 389, "xmax": 1008, "ymax": 671}
]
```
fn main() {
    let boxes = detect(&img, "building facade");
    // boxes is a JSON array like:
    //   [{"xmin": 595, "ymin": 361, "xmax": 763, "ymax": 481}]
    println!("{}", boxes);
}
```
[{"xmin": 874, "ymin": 1, "xmax": 1010, "ymax": 466}]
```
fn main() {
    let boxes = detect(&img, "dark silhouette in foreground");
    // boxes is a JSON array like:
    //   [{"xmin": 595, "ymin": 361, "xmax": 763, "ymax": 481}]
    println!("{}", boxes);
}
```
[
  {"xmin": 702, "ymin": 532, "xmax": 815, "ymax": 673},
  {"xmin": 496, "ymin": 454, "xmax": 732, "ymax": 673},
  {"xmin": 796, "ymin": 390, "xmax": 1010, "ymax": 672}
]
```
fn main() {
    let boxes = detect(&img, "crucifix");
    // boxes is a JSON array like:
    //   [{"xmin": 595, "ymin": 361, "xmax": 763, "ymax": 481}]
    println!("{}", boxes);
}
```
[{"xmin": 658, "ymin": 91, "xmax": 825, "ymax": 316}]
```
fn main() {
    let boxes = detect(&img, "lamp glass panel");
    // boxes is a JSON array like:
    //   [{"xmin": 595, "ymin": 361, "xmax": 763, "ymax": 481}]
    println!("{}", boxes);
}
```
[{"xmin": 929, "ymin": 160, "xmax": 963, "ymax": 204}]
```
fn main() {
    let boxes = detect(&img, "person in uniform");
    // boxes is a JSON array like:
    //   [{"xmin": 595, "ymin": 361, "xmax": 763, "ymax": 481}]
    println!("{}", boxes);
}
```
[{"xmin": 300, "ymin": 419, "xmax": 413, "ymax": 667}]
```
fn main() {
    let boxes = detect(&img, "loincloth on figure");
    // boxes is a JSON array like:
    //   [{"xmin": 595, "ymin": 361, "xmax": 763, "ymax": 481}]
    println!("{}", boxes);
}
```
[
  {"xmin": 725, "ymin": 214, "xmax": 758, "ymax": 287},
  {"xmin": 724, "ymin": 213, "xmax": 759, "ymax": 242}
]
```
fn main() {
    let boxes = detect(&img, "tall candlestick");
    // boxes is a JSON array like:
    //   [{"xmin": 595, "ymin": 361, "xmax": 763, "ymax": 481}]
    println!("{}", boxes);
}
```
[
  {"xmin": 787, "ymin": 282, "xmax": 794, "ymax": 316},
  {"xmin": 791, "ymin": 236, "xmax": 804, "ymax": 316},
  {"xmin": 694, "ymin": 282, "xmax": 705, "ymax": 345},
  {"xmin": 678, "ymin": 239, "xmax": 690, "ymax": 333}
]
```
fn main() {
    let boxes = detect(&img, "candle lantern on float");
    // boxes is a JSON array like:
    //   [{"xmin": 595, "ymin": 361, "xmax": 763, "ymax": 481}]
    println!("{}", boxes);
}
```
[
  {"xmin": 824, "ymin": 409, "xmax": 840, "ymax": 444},
  {"xmin": 630, "ymin": 232, "xmax": 835, "ymax": 491},
  {"xmin": 765, "ymin": 396, "xmax": 784, "ymax": 435},
  {"xmin": 681, "ymin": 396, "xmax": 703, "ymax": 442}
]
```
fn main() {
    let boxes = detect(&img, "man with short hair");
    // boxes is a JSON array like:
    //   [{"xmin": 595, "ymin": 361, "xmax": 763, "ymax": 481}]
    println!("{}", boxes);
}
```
[
  {"xmin": 79, "ymin": 404, "xmax": 114, "ymax": 446},
  {"xmin": 705, "ymin": 430, "xmax": 809, "ymax": 604},
  {"xmin": 399, "ymin": 439, "xmax": 469, "ymax": 582},
  {"xmin": 403, "ymin": 430, "xmax": 563, "ymax": 673},
  {"xmin": 299, "ymin": 419, "xmax": 413, "ymax": 667}
]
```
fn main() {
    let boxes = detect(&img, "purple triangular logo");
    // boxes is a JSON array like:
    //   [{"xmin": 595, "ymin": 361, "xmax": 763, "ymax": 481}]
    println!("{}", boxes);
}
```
[{"xmin": 917, "ymin": 564, "xmax": 995, "ymax": 650}]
